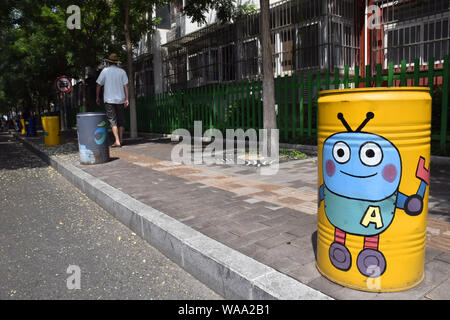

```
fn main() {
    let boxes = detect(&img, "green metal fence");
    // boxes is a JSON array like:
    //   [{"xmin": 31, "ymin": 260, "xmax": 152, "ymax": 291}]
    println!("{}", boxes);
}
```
[{"xmin": 110, "ymin": 56, "xmax": 450, "ymax": 154}]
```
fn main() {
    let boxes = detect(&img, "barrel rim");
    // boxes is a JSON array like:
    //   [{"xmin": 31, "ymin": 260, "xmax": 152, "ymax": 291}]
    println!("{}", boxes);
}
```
[
  {"xmin": 319, "ymin": 87, "xmax": 430, "ymax": 97},
  {"xmin": 77, "ymin": 112, "xmax": 107, "ymax": 117}
]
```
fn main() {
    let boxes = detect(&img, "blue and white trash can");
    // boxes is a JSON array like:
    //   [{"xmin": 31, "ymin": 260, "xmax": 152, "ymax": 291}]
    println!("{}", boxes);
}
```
[{"xmin": 77, "ymin": 112, "xmax": 110, "ymax": 165}]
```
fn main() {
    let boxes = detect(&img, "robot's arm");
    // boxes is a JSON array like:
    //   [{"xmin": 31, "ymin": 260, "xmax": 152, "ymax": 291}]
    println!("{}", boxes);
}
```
[
  {"xmin": 318, "ymin": 184, "xmax": 325, "ymax": 207},
  {"xmin": 397, "ymin": 157, "xmax": 430, "ymax": 216}
]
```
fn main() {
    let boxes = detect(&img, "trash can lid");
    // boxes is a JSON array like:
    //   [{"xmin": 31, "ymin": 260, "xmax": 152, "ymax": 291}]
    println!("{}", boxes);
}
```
[
  {"xmin": 319, "ymin": 87, "xmax": 430, "ymax": 97},
  {"xmin": 77, "ymin": 112, "xmax": 107, "ymax": 117}
]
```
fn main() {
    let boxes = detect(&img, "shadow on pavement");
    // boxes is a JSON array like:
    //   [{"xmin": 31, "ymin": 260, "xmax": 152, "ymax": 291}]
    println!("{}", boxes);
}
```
[
  {"xmin": 429, "ymin": 162, "xmax": 450, "ymax": 222},
  {"xmin": 311, "ymin": 231, "xmax": 318, "ymax": 260},
  {"xmin": 0, "ymin": 133, "xmax": 48, "ymax": 170}
]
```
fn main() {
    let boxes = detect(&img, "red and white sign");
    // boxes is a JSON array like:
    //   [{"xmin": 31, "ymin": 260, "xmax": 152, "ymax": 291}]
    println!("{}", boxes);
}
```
[{"xmin": 56, "ymin": 76, "xmax": 72, "ymax": 93}]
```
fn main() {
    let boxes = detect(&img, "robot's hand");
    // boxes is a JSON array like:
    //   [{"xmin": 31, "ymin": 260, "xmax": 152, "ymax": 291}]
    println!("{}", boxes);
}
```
[
  {"xmin": 416, "ymin": 156, "xmax": 430, "ymax": 185},
  {"xmin": 318, "ymin": 185, "xmax": 325, "ymax": 208},
  {"xmin": 404, "ymin": 194, "xmax": 424, "ymax": 216}
]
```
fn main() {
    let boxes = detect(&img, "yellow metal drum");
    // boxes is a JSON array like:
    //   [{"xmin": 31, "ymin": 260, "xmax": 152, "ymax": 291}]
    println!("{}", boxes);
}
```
[
  {"xmin": 42, "ymin": 116, "xmax": 61, "ymax": 146},
  {"xmin": 317, "ymin": 87, "xmax": 431, "ymax": 292},
  {"xmin": 20, "ymin": 119, "xmax": 26, "ymax": 135}
]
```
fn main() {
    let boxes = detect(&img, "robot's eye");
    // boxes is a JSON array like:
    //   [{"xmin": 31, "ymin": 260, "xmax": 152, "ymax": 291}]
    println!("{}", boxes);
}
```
[
  {"xmin": 360, "ymin": 142, "xmax": 383, "ymax": 166},
  {"xmin": 333, "ymin": 142, "xmax": 350, "ymax": 164}
]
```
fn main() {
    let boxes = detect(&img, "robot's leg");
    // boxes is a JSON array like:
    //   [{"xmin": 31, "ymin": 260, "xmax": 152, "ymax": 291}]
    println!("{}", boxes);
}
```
[
  {"xmin": 329, "ymin": 228, "xmax": 352, "ymax": 271},
  {"xmin": 357, "ymin": 235, "xmax": 386, "ymax": 277}
]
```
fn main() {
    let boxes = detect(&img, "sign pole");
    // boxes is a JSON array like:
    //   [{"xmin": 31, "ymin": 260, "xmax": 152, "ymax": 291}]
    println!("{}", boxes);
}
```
[
  {"xmin": 55, "ymin": 76, "xmax": 72, "ymax": 132},
  {"xmin": 61, "ymin": 93, "xmax": 67, "ymax": 131}
]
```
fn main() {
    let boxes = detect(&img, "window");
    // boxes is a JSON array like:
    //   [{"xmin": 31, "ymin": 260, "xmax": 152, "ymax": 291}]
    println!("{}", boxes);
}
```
[{"xmin": 385, "ymin": 18, "xmax": 449, "ymax": 66}]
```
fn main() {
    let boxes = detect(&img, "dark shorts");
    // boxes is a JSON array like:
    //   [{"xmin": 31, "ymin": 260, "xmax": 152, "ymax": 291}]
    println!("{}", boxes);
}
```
[{"xmin": 105, "ymin": 103, "xmax": 125, "ymax": 128}]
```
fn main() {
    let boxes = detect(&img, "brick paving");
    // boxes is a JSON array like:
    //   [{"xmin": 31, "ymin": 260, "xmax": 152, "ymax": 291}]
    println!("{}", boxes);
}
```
[
  {"xmin": 76, "ymin": 137, "xmax": 450, "ymax": 299},
  {"xmin": 22, "ymin": 133, "xmax": 450, "ymax": 299}
]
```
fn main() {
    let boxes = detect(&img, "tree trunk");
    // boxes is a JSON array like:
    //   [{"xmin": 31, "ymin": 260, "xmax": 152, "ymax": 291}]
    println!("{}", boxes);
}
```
[
  {"xmin": 124, "ymin": 0, "xmax": 138, "ymax": 139},
  {"xmin": 259, "ymin": 0, "xmax": 277, "ymax": 154}
]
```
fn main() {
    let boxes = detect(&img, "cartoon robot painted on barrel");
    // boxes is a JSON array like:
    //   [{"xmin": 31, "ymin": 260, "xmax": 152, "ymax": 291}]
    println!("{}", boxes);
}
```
[{"xmin": 318, "ymin": 112, "xmax": 430, "ymax": 277}]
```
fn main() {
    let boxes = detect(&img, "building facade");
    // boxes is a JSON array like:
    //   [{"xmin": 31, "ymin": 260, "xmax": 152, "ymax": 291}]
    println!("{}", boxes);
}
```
[{"xmin": 135, "ymin": 0, "xmax": 449, "ymax": 95}]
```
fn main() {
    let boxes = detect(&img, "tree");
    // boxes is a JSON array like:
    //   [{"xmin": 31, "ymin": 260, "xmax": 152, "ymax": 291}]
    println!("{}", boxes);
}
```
[
  {"xmin": 110, "ymin": 0, "xmax": 166, "ymax": 139},
  {"xmin": 0, "ymin": 1, "xmax": 115, "ymax": 117},
  {"xmin": 60, "ymin": 0, "xmax": 114, "ymax": 113},
  {"xmin": 258, "ymin": 0, "xmax": 277, "ymax": 152},
  {"xmin": 0, "ymin": 1, "xmax": 72, "ymax": 115},
  {"xmin": 183, "ymin": 0, "xmax": 277, "ymax": 151}
]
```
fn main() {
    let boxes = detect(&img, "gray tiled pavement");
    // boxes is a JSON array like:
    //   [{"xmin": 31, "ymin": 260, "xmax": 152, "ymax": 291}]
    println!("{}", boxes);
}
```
[{"xmin": 17, "ymin": 132, "xmax": 450, "ymax": 299}]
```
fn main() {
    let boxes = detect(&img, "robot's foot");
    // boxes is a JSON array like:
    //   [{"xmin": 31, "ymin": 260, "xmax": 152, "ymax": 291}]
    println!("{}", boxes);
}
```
[
  {"xmin": 357, "ymin": 249, "xmax": 386, "ymax": 278},
  {"xmin": 329, "ymin": 242, "xmax": 352, "ymax": 271}
]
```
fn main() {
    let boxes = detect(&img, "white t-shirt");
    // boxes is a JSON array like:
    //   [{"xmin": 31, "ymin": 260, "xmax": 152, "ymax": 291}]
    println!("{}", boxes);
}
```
[{"xmin": 96, "ymin": 65, "xmax": 129, "ymax": 104}]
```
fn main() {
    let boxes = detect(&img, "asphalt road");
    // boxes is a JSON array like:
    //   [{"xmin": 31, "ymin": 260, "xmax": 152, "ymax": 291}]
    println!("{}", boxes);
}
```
[{"xmin": 0, "ymin": 132, "xmax": 222, "ymax": 300}]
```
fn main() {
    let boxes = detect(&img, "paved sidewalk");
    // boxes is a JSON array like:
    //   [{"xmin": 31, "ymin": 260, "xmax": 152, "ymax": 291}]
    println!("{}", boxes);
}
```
[{"xmin": 17, "ymin": 132, "xmax": 450, "ymax": 299}]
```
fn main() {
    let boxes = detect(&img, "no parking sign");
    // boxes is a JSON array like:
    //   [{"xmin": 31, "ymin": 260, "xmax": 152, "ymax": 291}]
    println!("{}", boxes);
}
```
[{"xmin": 56, "ymin": 76, "xmax": 72, "ymax": 94}]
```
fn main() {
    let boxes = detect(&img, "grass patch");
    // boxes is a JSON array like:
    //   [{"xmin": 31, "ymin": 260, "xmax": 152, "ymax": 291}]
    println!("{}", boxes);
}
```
[{"xmin": 279, "ymin": 149, "xmax": 308, "ymax": 160}]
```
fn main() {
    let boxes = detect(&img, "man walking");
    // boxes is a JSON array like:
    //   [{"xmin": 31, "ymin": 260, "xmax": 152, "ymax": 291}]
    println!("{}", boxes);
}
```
[{"xmin": 96, "ymin": 53, "xmax": 129, "ymax": 148}]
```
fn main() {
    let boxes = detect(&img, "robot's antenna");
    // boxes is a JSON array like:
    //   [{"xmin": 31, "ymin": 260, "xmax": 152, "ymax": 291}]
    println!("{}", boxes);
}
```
[
  {"xmin": 355, "ymin": 112, "xmax": 375, "ymax": 132},
  {"xmin": 337, "ymin": 113, "xmax": 353, "ymax": 132}
]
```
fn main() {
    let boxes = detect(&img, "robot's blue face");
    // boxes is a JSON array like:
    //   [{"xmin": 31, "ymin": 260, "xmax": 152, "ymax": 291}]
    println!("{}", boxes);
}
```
[{"xmin": 323, "ymin": 125, "xmax": 402, "ymax": 201}]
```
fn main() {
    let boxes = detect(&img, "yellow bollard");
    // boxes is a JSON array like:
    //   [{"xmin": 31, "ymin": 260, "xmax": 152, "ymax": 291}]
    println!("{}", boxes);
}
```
[
  {"xmin": 317, "ymin": 87, "xmax": 431, "ymax": 292},
  {"xmin": 41, "ymin": 116, "xmax": 61, "ymax": 146},
  {"xmin": 20, "ymin": 119, "xmax": 26, "ymax": 135}
]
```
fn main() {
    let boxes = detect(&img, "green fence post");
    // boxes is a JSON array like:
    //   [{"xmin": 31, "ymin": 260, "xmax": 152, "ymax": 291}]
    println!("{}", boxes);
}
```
[
  {"xmin": 334, "ymin": 68, "xmax": 339, "ymax": 89},
  {"xmin": 388, "ymin": 62, "xmax": 394, "ymax": 87},
  {"xmin": 291, "ymin": 74, "xmax": 297, "ymax": 140},
  {"xmin": 241, "ymin": 80, "xmax": 245, "ymax": 130},
  {"xmin": 188, "ymin": 89, "xmax": 193, "ymax": 132},
  {"xmin": 251, "ymin": 79, "xmax": 256, "ymax": 130},
  {"xmin": 276, "ymin": 75, "xmax": 282, "ymax": 134},
  {"xmin": 316, "ymin": 70, "xmax": 321, "ymax": 134},
  {"xmin": 325, "ymin": 69, "xmax": 330, "ymax": 90},
  {"xmin": 344, "ymin": 66, "xmax": 349, "ymax": 88},
  {"xmin": 203, "ymin": 86, "xmax": 207, "ymax": 129},
  {"xmin": 365, "ymin": 65, "xmax": 371, "ymax": 87},
  {"xmin": 428, "ymin": 57, "xmax": 435, "ymax": 93},
  {"xmin": 413, "ymin": 59, "xmax": 420, "ymax": 86},
  {"xmin": 400, "ymin": 60, "xmax": 407, "ymax": 86},
  {"xmin": 232, "ymin": 81, "xmax": 237, "ymax": 129},
  {"xmin": 355, "ymin": 66, "xmax": 360, "ymax": 88},
  {"xmin": 441, "ymin": 56, "xmax": 449, "ymax": 153},
  {"xmin": 212, "ymin": 84, "xmax": 217, "ymax": 130},
  {"xmin": 220, "ymin": 84, "xmax": 225, "ymax": 131},
  {"xmin": 157, "ymin": 93, "xmax": 160, "ymax": 132},
  {"xmin": 245, "ymin": 80, "xmax": 250, "ymax": 130},
  {"xmin": 307, "ymin": 72, "xmax": 312, "ymax": 137},
  {"xmin": 299, "ymin": 72, "xmax": 304, "ymax": 137},
  {"xmin": 284, "ymin": 75, "xmax": 289, "ymax": 141},
  {"xmin": 376, "ymin": 64, "xmax": 382, "ymax": 87},
  {"xmin": 257, "ymin": 79, "xmax": 262, "ymax": 130}
]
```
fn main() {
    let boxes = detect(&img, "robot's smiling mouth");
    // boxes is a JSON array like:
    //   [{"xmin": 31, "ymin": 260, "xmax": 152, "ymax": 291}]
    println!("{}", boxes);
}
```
[{"xmin": 340, "ymin": 171, "xmax": 378, "ymax": 179}]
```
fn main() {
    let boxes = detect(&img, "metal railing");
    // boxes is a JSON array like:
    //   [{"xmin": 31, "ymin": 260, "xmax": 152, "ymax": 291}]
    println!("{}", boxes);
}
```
[{"xmin": 78, "ymin": 57, "xmax": 448, "ymax": 154}]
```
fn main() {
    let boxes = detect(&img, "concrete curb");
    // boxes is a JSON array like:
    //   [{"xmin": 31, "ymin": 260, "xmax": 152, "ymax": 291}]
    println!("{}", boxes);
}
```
[{"xmin": 14, "ymin": 133, "xmax": 332, "ymax": 300}]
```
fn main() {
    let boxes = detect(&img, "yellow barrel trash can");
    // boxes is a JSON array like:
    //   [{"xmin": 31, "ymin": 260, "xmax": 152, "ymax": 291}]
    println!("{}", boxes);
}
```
[
  {"xmin": 317, "ymin": 87, "xmax": 431, "ymax": 292},
  {"xmin": 20, "ymin": 119, "xmax": 26, "ymax": 135},
  {"xmin": 42, "ymin": 116, "xmax": 61, "ymax": 146}
]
